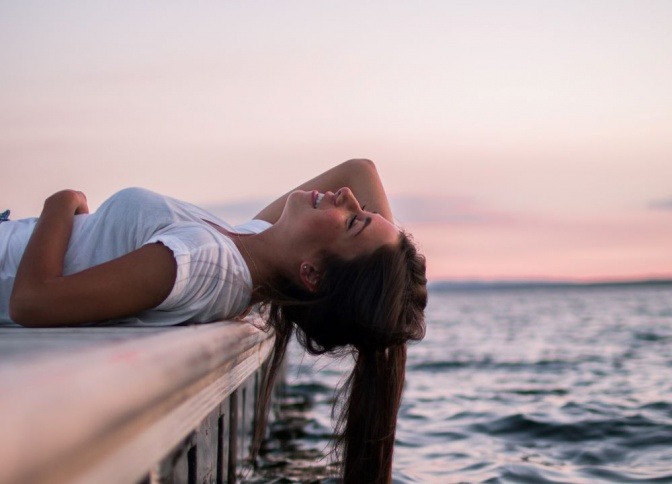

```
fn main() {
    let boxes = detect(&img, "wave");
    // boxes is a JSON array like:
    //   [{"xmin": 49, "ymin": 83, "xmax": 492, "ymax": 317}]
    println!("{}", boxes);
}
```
[
  {"xmin": 409, "ymin": 358, "xmax": 575, "ymax": 373},
  {"xmin": 470, "ymin": 412, "xmax": 672, "ymax": 447}
]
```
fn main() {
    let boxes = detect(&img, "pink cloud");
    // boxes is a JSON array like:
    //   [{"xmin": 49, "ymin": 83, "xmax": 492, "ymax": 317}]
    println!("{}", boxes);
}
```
[
  {"xmin": 406, "ymin": 206, "xmax": 672, "ymax": 282},
  {"xmin": 649, "ymin": 198, "xmax": 672, "ymax": 210},
  {"xmin": 390, "ymin": 195, "xmax": 512, "ymax": 225}
]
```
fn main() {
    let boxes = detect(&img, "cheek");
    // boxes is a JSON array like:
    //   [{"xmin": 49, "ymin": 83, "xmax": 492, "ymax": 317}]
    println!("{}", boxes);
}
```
[
  {"xmin": 295, "ymin": 212, "xmax": 337, "ymax": 241},
  {"xmin": 313, "ymin": 211, "xmax": 342, "ymax": 231},
  {"xmin": 308, "ymin": 213, "xmax": 344, "ymax": 247}
]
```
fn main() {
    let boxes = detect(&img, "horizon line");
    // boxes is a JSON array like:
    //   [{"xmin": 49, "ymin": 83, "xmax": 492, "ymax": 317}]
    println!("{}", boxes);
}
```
[{"xmin": 429, "ymin": 276, "xmax": 672, "ymax": 289}]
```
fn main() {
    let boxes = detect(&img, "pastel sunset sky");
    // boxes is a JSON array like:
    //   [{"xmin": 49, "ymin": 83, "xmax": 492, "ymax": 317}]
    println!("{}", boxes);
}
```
[{"xmin": 2, "ymin": 1, "xmax": 671, "ymax": 281}]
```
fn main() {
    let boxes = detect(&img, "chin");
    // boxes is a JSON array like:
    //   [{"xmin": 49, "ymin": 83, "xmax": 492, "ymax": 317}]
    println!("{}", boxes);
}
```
[{"xmin": 282, "ymin": 191, "xmax": 309, "ymax": 219}]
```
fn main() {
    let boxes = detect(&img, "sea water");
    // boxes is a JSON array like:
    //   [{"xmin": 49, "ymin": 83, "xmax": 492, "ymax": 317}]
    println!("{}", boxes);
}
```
[{"xmin": 248, "ymin": 284, "xmax": 672, "ymax": 483}]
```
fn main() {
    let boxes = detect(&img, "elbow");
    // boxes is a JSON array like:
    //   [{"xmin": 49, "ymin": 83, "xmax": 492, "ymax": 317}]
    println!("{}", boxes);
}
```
[
  {"xmin": 9, "ymin": 293, "xmax": 43, "ymax": 327},
  {"xmin": 345, "ymin": 158, "xmax": 376, "ymax": 169},
  {"xmin": 343, "ymin": 158, "xmax": 379, "ymax": 178},
  {"xmin": 9, "ymin": 301, "xmax": 33, "ymax": 327}
]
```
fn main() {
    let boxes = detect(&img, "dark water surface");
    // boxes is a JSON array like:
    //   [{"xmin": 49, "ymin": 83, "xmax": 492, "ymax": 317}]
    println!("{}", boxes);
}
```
[{"xmin": 247, "ymin": 285, "xmax": 672, "ymax": 483}]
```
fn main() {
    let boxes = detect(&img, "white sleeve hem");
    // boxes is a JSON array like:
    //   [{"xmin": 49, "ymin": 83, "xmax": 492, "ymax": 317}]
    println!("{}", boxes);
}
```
[{"xmin": 144, "ymin": 236, "xmax": 190, "ymax": 310}]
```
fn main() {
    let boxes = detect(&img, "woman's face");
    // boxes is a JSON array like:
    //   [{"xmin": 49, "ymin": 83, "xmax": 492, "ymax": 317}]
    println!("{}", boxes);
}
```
[{"xmin": 280, "ymin": 187, "xmax": 400, "ymax": 261}]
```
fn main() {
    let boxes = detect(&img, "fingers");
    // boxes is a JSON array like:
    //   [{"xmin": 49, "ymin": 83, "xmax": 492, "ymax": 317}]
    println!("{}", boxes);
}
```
[{"xmin": 73, "ymin": 190, "xmax": 89, "ymax": 214}]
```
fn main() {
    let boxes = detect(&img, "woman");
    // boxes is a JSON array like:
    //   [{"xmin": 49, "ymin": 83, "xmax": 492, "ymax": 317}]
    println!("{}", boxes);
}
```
[{"xmin": 1, "ymin": 158, "xmax": 427, "ymax": 482}]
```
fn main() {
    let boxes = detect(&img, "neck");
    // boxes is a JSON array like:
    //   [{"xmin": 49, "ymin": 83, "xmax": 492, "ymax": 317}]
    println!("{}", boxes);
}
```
[{"xmin": 232, "ymin": 230, "xmax": 296, "ymax": 304}]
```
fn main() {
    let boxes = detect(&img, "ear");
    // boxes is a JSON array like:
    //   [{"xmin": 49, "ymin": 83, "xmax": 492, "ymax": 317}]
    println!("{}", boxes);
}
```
[{"xmin": 299, "ymin": 261, "xmax": 321, "ymax": 293}]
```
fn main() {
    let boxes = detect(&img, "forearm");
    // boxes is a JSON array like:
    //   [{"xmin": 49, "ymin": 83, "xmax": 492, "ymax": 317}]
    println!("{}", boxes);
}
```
[
  {"xmin": 255, "ymin": 158, "xmax": 393, "ymax": 223},
  {"xmin": 10, "ymin": 191, "xmax": 85, "ymax": 318},
  {"xmin": 337, "ymin": 159, "xmax": 393, "ymax": 222}
]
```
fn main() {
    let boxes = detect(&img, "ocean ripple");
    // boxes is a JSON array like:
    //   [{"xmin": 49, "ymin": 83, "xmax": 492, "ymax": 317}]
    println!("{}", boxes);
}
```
[{"xmin": 247, "ymin": 285, "xmax": 672, "ymax": 482}]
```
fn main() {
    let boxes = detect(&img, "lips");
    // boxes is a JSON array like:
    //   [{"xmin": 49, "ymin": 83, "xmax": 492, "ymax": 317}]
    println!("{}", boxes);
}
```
[{"xmin": 313, "ymin": 192, "xmax": 325, "ymax": 208}]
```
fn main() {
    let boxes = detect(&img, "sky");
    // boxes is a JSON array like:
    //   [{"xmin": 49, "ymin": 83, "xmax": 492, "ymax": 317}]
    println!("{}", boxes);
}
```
[{"xmin": 1, "ymin": 1, "xmax": 671, "ymax": 281}]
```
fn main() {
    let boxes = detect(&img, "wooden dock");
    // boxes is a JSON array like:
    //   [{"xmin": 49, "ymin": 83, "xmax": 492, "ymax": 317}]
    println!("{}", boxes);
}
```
[{"xmin": 0, "ymin": 319, "xmax": 275, "ymax": 484}]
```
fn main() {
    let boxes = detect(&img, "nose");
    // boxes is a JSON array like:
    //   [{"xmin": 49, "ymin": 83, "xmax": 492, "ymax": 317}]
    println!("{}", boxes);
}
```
[{"xmin": 336, "ymin": 187, "xmax": 360, "ymax": 210}]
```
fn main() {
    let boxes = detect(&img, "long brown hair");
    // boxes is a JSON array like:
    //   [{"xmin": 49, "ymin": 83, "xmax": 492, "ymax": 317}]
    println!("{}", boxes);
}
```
[{"xmin": 253, "ymin": 231, "xmax": 427, "ymax": 483}]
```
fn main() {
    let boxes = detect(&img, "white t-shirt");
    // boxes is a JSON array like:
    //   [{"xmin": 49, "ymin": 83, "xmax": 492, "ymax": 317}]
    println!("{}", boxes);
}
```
[{"xmin": 0, "ymin": 188, "xmax": 271, "ymax": 326}]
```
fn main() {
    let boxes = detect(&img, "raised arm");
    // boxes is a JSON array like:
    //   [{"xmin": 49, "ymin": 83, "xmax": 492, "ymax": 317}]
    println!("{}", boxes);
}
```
[
  {"xmin": 10, "ymin": 190, "xmax": 177, "ymax": 327},
  {"xmin": 254, "ymin": 158, "xmax": 394, "ymax": 224}
]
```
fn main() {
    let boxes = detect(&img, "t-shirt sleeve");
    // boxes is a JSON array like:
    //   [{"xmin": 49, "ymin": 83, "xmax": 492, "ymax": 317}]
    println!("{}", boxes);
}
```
[{"xmin": 145, "ymin": 223, "xmax": 225, "ymax": 314}]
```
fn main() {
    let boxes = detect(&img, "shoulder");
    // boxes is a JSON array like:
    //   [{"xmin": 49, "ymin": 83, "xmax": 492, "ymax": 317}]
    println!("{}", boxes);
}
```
[
  {"xmin": 233, "ymin": 219, "xmax": 273, "ymax": 235},
  {"xmin": 97, "ymin": 188, "xmax": 170, "ymax": 216},
  {"xmin": 104, "ymin": 187, "xmax": 167, "ymax": 206},
  {"xmin": 149, "ymin": 222, "xmax": 222, "ymax": 255}
]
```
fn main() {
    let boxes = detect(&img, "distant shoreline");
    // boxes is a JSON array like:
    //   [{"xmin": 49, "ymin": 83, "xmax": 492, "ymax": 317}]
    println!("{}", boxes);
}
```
[{"xmin": 429, "ymin": 278, "xmax": 672, "ymax": 292}]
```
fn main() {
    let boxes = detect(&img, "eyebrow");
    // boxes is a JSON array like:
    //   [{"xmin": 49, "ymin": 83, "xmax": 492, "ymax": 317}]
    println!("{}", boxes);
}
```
[{"xmin": 355, "ymin": 216, "xmax": 372, "ymax": 237}]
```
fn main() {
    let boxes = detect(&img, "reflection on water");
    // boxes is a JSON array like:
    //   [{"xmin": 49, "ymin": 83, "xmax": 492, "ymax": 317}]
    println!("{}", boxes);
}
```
[{"xmin": 247, "ymin": 285, "xmax": 672, "ymax": 483}]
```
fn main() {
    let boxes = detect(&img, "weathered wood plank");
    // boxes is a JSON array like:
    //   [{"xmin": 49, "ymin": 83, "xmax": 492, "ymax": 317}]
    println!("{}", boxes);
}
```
[
  {"xmin": 217, "ymin": 398, "xmax": 230, "ymax": 484},
  {"xmin": 0, "ymin": 327, "xmax": 174, "ymax": 363},
  {"xmin": 241, "ymin": 375, "xmax": 255, "ymax": 466},
  {"xmin": 70, "ymin": 334, "xmax": 274, "ymax": 484},
  {"xmin": 149, "ymin": 434, "xmax": 193, "ymax": 484},
  {"xmin": 173, "ymin": 443, "xmax": 190, "ymax": 484},
  {"xmin": 227, "ymin": 388, "xmax": 239, "ymax": 484},
  {"xmin": 194, "ymin": 407, "xmax": 219, "ymax": 482},
  {"xmin": 0, "ymin": 319, "xmax": 274, "ymax": 484}
]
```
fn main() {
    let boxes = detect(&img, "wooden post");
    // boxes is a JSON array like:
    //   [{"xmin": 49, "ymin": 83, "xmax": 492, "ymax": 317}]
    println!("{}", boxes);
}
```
[
  {"xmin": 194, "ymin": 407, "xmax": 219, "ymax": 482},
  {"xmin": 227, "ymin": 388, "xmax": 239, "ymax": 484},
  {"xmin": 217, "ymin": 398, "xmax": 230, "ymax": 484}
]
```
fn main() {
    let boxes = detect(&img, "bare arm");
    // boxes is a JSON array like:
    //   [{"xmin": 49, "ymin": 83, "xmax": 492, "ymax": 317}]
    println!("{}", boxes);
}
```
[
  {"xmin": 10, "ymin": 190, "xmax": 176, "ymax": 327},
  {"xmin": 254, "ymin": 158, "xmax": 394, "ymax": 224}
]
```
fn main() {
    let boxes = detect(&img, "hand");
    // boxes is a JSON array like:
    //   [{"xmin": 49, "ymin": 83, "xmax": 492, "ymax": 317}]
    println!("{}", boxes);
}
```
[{"xmin": 45, "ymin": 189, "xmax": 90, "ymax": 215}]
